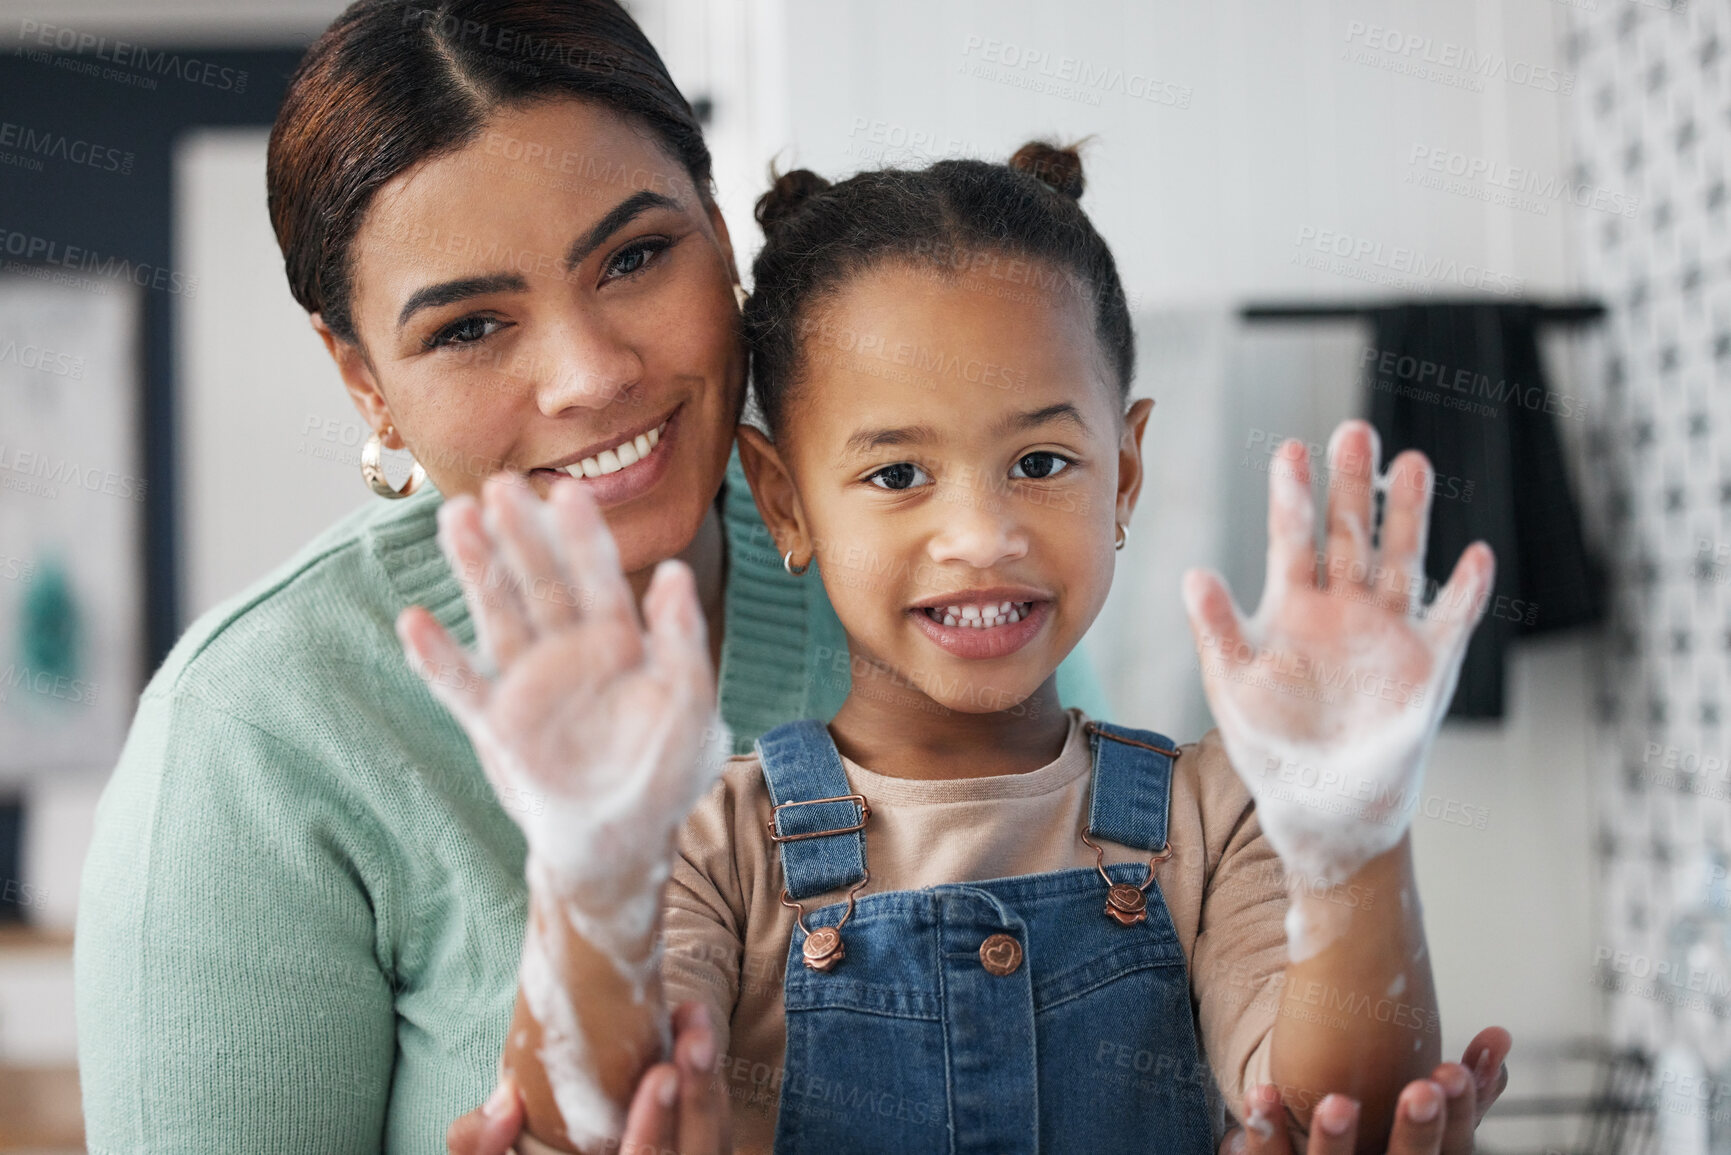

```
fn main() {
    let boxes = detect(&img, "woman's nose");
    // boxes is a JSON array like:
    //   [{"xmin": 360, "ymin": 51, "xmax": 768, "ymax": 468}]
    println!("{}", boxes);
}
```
[
  {"xmin": 925, "ymin": 486, "xmax": 1029, "ymax": 570},
  {"xmin": 528, "ymin": 310, "xmax": 645, "ymax": 416}
]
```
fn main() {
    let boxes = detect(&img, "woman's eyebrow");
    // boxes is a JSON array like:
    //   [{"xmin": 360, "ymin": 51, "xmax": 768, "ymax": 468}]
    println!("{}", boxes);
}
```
[
  {"xmin": 394, "ymin": 190, "xmax": 684, "ymax": 331},
  {"xmin": 397, "ymin": 272, "xmax": 529, "ymax": 330},
  {"xmin": 563, "ymin": 189, "xmax": 683, "ymax": 270}
]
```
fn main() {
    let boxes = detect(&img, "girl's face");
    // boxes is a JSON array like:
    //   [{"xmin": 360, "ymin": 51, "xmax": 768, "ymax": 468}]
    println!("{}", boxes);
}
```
[
  {"xmin": 742, "ymin": 260, "xmax": 1153, "ymax": 715},
  {"xmin": 323, "ymin": 97, "xmax": 746, "ymax": 575}
]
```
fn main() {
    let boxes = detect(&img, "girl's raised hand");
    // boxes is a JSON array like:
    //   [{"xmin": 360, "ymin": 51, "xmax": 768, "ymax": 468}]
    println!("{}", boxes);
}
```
[
  {"xmin": 1181, "ymin": 420, "xmax": 1495, "ymax": 891},
  {"xmin": 396, "ymin": 474, "xmax": 727, "ymax": 910}
]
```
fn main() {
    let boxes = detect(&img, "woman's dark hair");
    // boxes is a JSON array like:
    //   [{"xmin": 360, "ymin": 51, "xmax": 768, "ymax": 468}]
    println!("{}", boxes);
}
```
[
  {"xmin": 268, "ymin": 0, "xmax": 712, "ymax": 343},
  {"xmin": 744, "ymin": 141, "xmax": 1134, "ymax": 436}
]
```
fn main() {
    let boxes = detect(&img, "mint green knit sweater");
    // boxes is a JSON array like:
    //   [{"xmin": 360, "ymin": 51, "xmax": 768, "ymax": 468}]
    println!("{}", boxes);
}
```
[{"xmin": 74, "ymin": 455, "xmax": 1106, "ymax": 1153}]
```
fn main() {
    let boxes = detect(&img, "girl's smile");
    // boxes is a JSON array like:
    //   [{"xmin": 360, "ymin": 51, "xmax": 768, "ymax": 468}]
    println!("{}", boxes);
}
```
[{"xmin": 908, "ymin": 589, "xmax": 1053, "ymax": 660}]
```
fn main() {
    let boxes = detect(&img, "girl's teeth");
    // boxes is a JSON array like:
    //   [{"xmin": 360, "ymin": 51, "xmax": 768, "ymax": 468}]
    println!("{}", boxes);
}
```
[
  {"xmin": 927, "ymin": 602, "xmax": 1033, "ymax": 629},
  {"xmin": 561, "ymin": 421, "xmax": 669, "ymax": 479}
]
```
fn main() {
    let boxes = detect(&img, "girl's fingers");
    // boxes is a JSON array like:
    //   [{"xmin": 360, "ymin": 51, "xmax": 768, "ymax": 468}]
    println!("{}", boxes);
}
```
[
  {"xmin": 1462, "ymin": 1026, "xmax": 1513, "ymax": 1123},
  {"xmin": 396, "ymin": 606, "xmax": 489, "ymax": 723},
  {"xmin": 619, "ymin": 1063, "xmax": 680, "ymax": 1155},
  {"xmin": 489, "ymin": 476, "xmax": 587, "ymax": 635},
  {"xmin": 1373, "ymin": 449, "xmax": 1435, "ymax": 616},
  {"xmin": 1264, "ymin": 439, "xmax": 1319, "ymax": 601},
  {"xmin": 549, "ymin": 477, "xmax": 643, "ymax": 651},
  {"xmin": 1183, "ymin": 568, "xmax": 1250, "ymax": 676},
  {"xmin": 1421, "ymin": 541, "xmax": 1497, "ymax": 656},
  {"xmin": 1322, "ymin": 421, "xmax": 1379, "ymax": 594},
  {"xmin": 444, "ymin": 1078, "xmax": 524, "ymax": 1155},
  {"xmin": 438, "ymin": 493, "xmax": 536, "ymax": 670},
  {"xmin": 1432, "ymin": 1063, "xmax": 1477, "ymax": 1154},
  {"xmin": 645, "ymin": 559, "xmax": 712, "ymax": 695},
  {"xmin": 1306, "ymin": 1093, "xmax": 1362, "ymax": 1155},
  {"xmin": 1385, "ymin": 1079, "xmax": 1447, "ymax": 1155},
  {"xmin": 1238, "ymin": 1084, "xmax": 1291, "ymax": 1155},
  {"xmin": 673, "ymin": 1001, "xmax": 727, "ymax": 1155}
]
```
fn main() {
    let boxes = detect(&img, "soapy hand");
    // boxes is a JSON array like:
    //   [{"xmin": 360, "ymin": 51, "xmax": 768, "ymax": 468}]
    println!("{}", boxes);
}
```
[
  {"xmin": 399, "ymin": 475, "xmax": 728, "ymax": 1150},
  {"xmin": 1182, "ymin": 421, "xmax": 1494, "ymax": 892},
  {"xmin": 397, "ymin": 472, "xmax": 727, "ymax": 954}
]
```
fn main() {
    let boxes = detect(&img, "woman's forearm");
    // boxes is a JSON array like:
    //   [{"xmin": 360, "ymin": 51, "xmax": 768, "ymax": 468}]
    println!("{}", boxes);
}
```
[
  {"xmin": 1266, "ymin": 832, "xmax": 1440, "ymax": 1150},
  {"xmin": 508, "ymin": 865, "xmax": 672, "ymax": 1153}
]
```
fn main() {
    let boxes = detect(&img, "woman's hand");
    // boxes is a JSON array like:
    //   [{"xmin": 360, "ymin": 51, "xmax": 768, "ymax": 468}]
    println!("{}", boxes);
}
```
[
  {"xmin": 1221, "ymin": 1027, "xmax": 1512, "ymax": 1155},
  {"xmin": 397, "ymin": 474, "xmax": 726, "ymax": 912},
  {"xmin": 449, "ymin": 1002, "xmax": 733, "ymax": 1155},
  {"xmin": 1182, "ymin": 421, "xmax": 1496, "ymax": 892}
]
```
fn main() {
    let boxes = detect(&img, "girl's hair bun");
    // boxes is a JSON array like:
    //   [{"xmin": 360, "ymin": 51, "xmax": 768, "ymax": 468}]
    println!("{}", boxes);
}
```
[
  {"xmin": 755, "ymin": 167, "xmax": 833, "ymax": 236},
  {"xmin": 1009, "ymin": 140, "xmax": 1085, "ymax": 200}
]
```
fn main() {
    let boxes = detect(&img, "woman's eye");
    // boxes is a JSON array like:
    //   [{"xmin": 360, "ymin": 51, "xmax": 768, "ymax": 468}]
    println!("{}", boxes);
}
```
[
  {"xmin": 604, "ymin": 237, "xmax": 671, "ymax": 281},
  {"xmin": 425, "ymin": 315, "xmax": 504, "ymax": 349},
  {"xmin": 1010, "ymin": 452, "xmax": 1071, "ymax": 480},
  {"xmin": 867, "ymin": 462, "xmax": 930, "ymax": 491}
]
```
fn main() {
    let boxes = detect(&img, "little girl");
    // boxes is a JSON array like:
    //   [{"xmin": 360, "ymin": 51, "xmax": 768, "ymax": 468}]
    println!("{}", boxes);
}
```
[{"xmin": 404, "ymin": 143, "xmax": 1495, "ymax": 1154}]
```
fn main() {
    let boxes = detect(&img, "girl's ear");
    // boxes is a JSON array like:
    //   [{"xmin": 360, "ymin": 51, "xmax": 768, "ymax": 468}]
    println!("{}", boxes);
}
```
[
  {"xmin": 736, "ymin": 424, "xmax": 814, "ymax": 567},
  {"xmin": 1114, "ymin": 397, "xmax": 1156, "ymax": 531},
  {"xmin": 311, "ymin": 313, "xmax": 399, "ymax": 448}
]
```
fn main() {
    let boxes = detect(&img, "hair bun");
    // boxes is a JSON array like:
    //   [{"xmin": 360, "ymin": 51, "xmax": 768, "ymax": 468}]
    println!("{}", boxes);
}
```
[
  {"xmin": 1009, "ymin": 140, "xmax": 1085, "ymax": 200},
  {"xmin": 755, "ymin": 168, "xmax": 833, "ymax": 236}
]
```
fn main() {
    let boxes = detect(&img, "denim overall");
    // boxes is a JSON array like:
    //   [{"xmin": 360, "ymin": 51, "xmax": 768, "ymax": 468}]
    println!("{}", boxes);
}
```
[{"xmin": 757, "ymin": 719, "xmax": 1215, "ymax": 1155}]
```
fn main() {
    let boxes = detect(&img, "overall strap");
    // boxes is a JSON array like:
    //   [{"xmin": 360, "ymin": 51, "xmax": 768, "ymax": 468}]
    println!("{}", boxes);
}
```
[
  {"xmin": 755, "ymin": 720, "xmax": 870, "ymax": 900},
  {"xmin": 1085, "ymin": 721, "xmax": 1179, "ymax": 853}
]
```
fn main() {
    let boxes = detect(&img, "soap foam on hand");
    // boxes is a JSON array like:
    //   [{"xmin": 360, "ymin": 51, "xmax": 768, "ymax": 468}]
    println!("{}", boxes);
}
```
[
  {"xmin": 398, "ymin": 477, "xmax": 730, "ymax": 1147},
  {"xmin": 1181, "ymin": 424, "xmax": 1493, "ymax": 960}
]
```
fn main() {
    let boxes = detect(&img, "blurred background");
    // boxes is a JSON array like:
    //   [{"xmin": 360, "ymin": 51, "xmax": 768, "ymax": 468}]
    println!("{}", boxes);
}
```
[{"xmin": 0, "ymin": 0, "xmax": 1722, "ymax": 1151}]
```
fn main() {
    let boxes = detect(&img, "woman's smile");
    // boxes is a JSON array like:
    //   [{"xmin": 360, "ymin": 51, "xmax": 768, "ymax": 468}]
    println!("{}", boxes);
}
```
[{"xmin": 526, "ymin": 403, "xmax": 681, "ymax": 505}]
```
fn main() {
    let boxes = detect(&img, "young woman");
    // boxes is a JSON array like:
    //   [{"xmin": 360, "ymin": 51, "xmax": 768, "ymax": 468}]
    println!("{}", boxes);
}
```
[{"xmin": 72, "ymin": 1, "xmax": 1506, "ymax": 1151}]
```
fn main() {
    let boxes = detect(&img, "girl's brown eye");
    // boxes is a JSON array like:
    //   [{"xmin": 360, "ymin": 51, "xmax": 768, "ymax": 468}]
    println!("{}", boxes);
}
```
[
  {"xmin": 1011, "ymin": 452, "xmax": 1071, "ymax": 480},
  {"xmin": 868, "ymin": 462, "xmax": 929, "ymax": 491}
]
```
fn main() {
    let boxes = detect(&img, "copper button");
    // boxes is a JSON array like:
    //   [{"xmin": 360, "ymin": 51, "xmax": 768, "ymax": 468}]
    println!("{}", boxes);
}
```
[{"xmin": 979, "ymin": 932, "xmax": 1023, "ymax": 976}]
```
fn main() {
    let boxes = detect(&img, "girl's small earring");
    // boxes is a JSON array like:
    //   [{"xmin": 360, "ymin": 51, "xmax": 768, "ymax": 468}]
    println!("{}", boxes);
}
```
[
  {"xmin": 1114, "ymin": 523, "xmax": 1128, "ymax": 551},
  {"xmin": 361, "ymin": 424, "xmax": 426, "ymax": 499},
  {"xmin": 734, "ymin": 283, "xmax": 749, "ymax": 313},
  {"xmin": 783, "ymin": 550, "xmax": 810, "ymax": 577}
]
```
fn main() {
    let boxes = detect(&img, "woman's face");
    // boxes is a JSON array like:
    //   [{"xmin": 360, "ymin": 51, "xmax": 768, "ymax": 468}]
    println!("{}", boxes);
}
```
[{"xmin": 330, "ymin": 97, "xmax": 745, "ymax": 574}]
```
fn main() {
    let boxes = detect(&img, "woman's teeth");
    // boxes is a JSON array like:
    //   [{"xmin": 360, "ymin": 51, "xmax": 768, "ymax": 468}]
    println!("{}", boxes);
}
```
[
  {"xmin": 923, "ymin": 601, "xmax": 1033, "ymax": 629},
  {"xmin": 563, "ymin": 421, "xmax": 667, "ymax": 479}
]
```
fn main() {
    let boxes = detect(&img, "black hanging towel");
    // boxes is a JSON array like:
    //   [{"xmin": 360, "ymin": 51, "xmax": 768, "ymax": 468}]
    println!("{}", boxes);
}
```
[{"xmin": 1364, "ymin": 303, "xmax": 1603, "ymax": 718}]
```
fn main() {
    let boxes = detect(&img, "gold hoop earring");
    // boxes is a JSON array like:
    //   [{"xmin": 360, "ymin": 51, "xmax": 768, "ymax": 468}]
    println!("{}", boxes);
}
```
[
  {"xmin": 783, "ymin": 550, "xmax": 810, "ymax": 577},
  {"xmin": 1114, "ymin": 523, "xmax": 1128, "ymax": 551},
  {"xmin": 362, "ymin": 426, "xmax": 426, "ymax": 499},
  {"xmin": 734, "ymin": 283, "xmax": 749, "ymax": 313}
]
